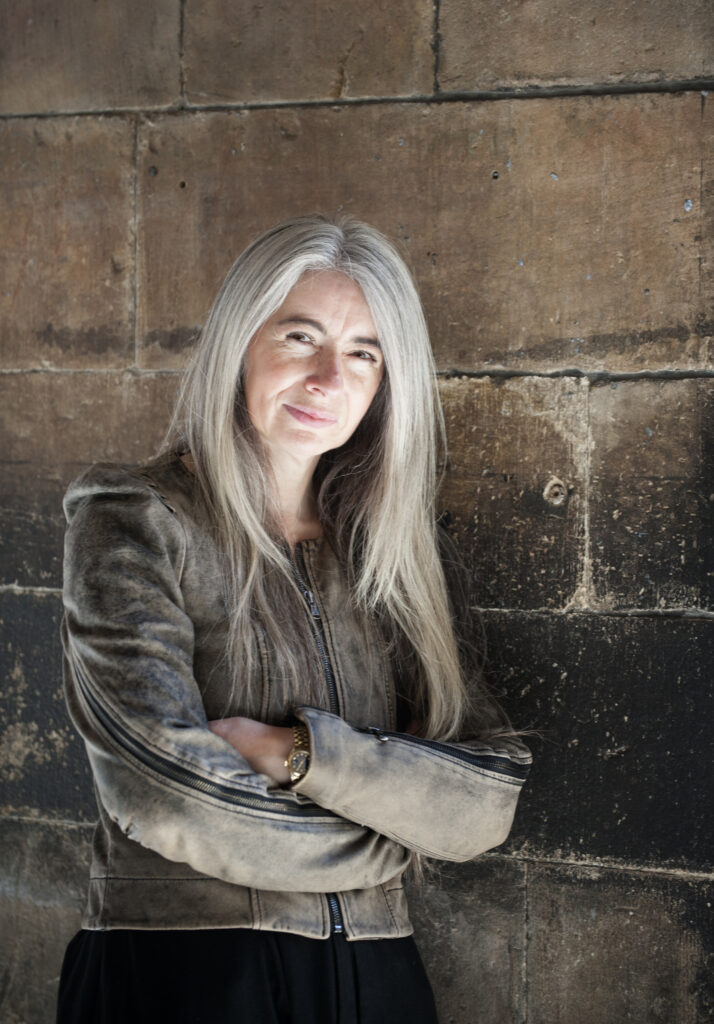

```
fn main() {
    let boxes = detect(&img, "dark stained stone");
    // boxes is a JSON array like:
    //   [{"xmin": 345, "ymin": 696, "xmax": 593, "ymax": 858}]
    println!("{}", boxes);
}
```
[
  {"xmin": 527, "ymin": 863, "xmax": 714, "ymax": 1024},
  {"xmin": 481, "ymin": 611, "xmax": 714, "ymax": 872},
  {"xmin": 0, "ymin": 592, "xmax": 95, "ymax": 820},
  {"xmin": 438, "ymin": 376, "xmax": 587, "ymax": 609},
  {"xmin": 0, "ymin": 371, "xmax": 179, "ymax": 587},
  {"xmin": 590, "ymin": 379, "xmax": 714, "ymax": 611},
  {"xmin": 410, "ymin": 858, "xmax": 526, "ymax": 1024},
  {"xmin": 0, "ymin": 818, "xmax": 91, "ymax": 1023}
]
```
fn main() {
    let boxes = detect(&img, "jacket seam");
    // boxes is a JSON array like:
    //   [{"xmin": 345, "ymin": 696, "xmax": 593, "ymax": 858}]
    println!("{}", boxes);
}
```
[
  {"xmin": 381, "ymin": 883, "xmax": 400, "ymax": 934},
  {"xmin": 252, "ymin": 888, "xmax": 263, "ymax": 929}
]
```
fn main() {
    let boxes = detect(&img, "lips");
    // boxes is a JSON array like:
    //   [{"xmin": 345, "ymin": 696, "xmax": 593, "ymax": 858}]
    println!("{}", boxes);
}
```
[{"xmin": 284, "ymin": 404, "xmax": 338, "ymax": 427}]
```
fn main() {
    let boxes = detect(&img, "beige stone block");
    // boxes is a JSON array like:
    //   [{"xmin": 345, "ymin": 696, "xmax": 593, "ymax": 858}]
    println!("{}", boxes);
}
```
[
  {"xmin": 439, "ymin": 0, "xmax": 713, "ymax": 91},
  {"xmin": 184, "ymin": 0, "xmax": 434, "ymax": 104},
  {"xmin": 0, "ymin": 0, "xmax": 179, "ymax": 115},
  {"xmin": 0, "ymin": 118, "xmax": 135, "ymax": 369},
  {"xmin": 0, "ymin": 370, "xmax": 179, "ymax": 585},
  {"xmin": 438, "ymin": 376, "xmax": 588, "ymax": 609},
  {"xmin": 137, "ymin": 94, "xmax": 709, "ymax": 372}
]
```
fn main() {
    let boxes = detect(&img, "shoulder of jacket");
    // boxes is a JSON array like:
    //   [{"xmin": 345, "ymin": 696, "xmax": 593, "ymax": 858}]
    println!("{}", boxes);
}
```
[{"xmin": 62, "ymin": 453, "xmax": 196, "ymax": 527}]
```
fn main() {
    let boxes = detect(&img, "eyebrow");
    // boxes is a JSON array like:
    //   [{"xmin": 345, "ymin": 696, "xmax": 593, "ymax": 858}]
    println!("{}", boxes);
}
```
[{"xmin": 276, "ymin": 316, "xmax": 381, "ymax": 350}]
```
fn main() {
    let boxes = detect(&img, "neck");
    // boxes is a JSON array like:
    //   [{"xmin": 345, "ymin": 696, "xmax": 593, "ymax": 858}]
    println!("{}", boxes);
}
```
[{"xmin": 268, "ymin": 452, "xmax": 322, "ymax": 547}]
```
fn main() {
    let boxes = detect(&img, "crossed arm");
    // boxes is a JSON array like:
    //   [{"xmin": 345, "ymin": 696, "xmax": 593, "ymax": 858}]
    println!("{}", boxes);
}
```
[{"xmin": 208, "ymin": 717, "xmax": 293, "ymax": 785}]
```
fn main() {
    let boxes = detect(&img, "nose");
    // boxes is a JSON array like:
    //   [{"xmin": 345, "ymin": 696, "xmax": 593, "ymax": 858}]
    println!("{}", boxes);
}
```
[{"xmin": 305, "ymin": 347, "xmax": 343, "ymax": 395}]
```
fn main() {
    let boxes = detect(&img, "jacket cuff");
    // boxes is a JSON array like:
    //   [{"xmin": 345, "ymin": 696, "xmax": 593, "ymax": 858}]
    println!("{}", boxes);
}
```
[{"xmin": 291, "ymin": 707, "xmax": 353, "ymax": 805}]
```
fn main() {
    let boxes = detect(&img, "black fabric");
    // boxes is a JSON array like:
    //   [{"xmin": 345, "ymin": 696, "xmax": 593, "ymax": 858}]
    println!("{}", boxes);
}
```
[{"xmin": 57, "ymin": 928, "xmax": 439, "ymax": 1024}]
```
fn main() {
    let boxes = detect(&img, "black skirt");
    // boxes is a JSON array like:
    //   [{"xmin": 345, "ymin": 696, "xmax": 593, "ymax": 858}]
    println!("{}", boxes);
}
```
[{"xmin": 56, "ymin": 927, "xmax": 439, "ymax": 1024}]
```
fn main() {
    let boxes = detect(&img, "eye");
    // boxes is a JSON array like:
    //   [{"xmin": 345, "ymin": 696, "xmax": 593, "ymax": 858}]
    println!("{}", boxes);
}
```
[
  {"xmin": 351, "ymin": 349, "xmax": 379, "ymax": 364},
  {"xmin": 286, "ymin": 331, "xmax": 314, "ymax": 345}
]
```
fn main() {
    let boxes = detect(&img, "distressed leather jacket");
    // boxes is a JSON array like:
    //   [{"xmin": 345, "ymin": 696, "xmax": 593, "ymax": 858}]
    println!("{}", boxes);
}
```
[{"xmin": 61, "ymin": 454, "xmax": 531, "ymax": 940}]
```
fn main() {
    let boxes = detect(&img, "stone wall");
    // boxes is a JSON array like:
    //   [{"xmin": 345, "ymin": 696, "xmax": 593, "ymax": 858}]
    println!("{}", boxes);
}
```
[{"xmin": 1, "ymin": 2, "xmax": 712, "ymax": 1021}]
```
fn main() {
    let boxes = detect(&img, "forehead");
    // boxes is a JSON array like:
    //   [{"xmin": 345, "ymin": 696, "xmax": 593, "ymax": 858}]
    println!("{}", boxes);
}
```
[{"xmin": 274, "ymin": 271, "xmax": 373, "ymax": 322}]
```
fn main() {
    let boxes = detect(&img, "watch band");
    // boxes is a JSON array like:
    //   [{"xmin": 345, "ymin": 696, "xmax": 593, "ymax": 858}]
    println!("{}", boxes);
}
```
[{"xmin": 284, "ymin": 723, "xmax": 311, "ymax": 783}]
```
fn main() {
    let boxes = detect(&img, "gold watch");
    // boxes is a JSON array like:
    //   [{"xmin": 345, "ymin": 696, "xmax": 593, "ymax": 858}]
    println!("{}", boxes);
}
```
[{"xmin": 284, "ymin": 723, "xmax": 310, "ymax": 782}]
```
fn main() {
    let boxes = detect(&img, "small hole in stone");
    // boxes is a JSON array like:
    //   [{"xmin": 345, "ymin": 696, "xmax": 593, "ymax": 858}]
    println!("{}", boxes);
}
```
[
  {"xmin": 543, "ymin": 477, "xmax": 568, "ymax": 507},
  {"xmin": 179, "ymin": 181, "xmax": 186, "ymax": 189},
  {"xmin": 492, "ymin": 170, "xmax": 499, "ymax": 179},
  {"xmin": 149, "ymin": 166, "xmax": 158, "ymax": 176}
]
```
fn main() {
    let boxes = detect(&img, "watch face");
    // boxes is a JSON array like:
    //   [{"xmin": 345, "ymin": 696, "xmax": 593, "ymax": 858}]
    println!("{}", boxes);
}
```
[{"xmin": 289, "ymin": 750, "xmax": 310, "ymax": 780}]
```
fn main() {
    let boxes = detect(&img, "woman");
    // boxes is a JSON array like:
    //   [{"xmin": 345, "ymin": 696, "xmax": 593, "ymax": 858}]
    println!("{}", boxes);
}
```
[{"xmin": 58, "ymin": 215, "xmax": 531, "ymax": 1023}]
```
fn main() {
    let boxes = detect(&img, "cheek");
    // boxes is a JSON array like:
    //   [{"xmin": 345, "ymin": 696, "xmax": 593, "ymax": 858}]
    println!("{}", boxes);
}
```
[
  {"xmin": 351, "ymin": 374, "xmax": 383, "ymax": 427},
  {"xmin": 243, "ymin": 369, "xmax": 272, "ymax": 434},
  {"xmin": 243, "ymin": 354, "xmax": 280, "ymax": 418}
]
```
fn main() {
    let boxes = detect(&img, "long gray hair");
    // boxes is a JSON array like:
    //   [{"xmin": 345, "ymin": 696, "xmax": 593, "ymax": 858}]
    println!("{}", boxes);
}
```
[{"xmin": 167, "ymin": 214, "xmax": 474, "ymax": 739}]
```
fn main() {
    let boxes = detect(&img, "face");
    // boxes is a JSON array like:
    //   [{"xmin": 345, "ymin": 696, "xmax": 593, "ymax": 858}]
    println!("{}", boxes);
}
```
[{"xmin": 243, "ymin": 271, "xmax": 384, "ymax": 469}]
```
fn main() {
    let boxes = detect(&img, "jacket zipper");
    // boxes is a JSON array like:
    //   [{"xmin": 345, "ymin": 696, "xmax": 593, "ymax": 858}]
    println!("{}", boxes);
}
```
[
  {"xmin": 74, "ymin": 662, "xmax": 333, "ymax": 819},
  {"xmin": 365, "ymin": 728, "xmax": 530, "ymax": 783},
  {"xmin": 326, "ymin": 893, "xmax": 344, "ymax": 934},
  {"xmin": 293, "ymin": 544, "xmax": 344, "ymax": 933},
  {"xmin": 293, "ymin": 546, "xmax": 339, "ymax": 716}
]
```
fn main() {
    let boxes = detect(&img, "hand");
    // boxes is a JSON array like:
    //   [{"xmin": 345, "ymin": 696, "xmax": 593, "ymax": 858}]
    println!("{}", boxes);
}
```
[{"xmin": 209, "ymin": 716, "xmax": 293, "ymax": 785}]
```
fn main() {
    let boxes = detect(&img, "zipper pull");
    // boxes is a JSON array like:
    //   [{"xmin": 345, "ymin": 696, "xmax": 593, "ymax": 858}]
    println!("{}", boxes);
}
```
[
  {"xmin": 304, "ymin": 589, "xmax": 320, "ymax": 618},
  {"xmin": 367, "ymin": 725, "xmax": 390, "ymax": 743}
]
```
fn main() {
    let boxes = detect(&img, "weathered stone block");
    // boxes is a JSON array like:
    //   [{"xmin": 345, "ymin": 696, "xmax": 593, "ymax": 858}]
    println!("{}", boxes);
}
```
[
  {"xmin": 0, "ymin": 593, "xmax": 95, "ymax": 820},
  {"xmin": 527, "ymin": 863, "xmax": 714, "ymax": 1024},
  {"xmin": 183, "ymin": 0, "xmax": 434, "ymax": 104},
  {"xmin": 0, "ymin": 0, "xmax": 179, "ymax": 115},
  {"xmin": 0, "ymin": 118, "xmax": 135, "ymax": 369},
  {"xmin": 410, "ymin": 858, "xmax": 526, "ymax": 1024},
  {"xmin": 136, "ymin": 94, "xmax": 709, "ymax": 372},
  {"xmin": 438, "ymin": 377, "xmax": 587, "ymax": 609},
  {"xmin": 439, "ymin": 0, "xmax": 714, "ymax": 91},
  {"xmin": 590, "ymin": 379, "xmax": 714, "ymax": 611},
  {"xmin": 483, "ymin": 611, "xmax": 714, "ymax": 872},
  {"xmin": 0, "ymin": 818, "xmax": 92, "ymax": 1024},
  {"xmin": 0, "ymin": 371, "xmax": 178, "ymax": 586}
]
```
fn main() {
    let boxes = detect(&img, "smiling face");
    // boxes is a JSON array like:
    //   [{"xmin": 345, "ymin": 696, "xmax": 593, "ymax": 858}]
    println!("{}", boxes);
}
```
[{"xmin": 243, "ymin": 271, "xmax": 385, "ymax": 472}]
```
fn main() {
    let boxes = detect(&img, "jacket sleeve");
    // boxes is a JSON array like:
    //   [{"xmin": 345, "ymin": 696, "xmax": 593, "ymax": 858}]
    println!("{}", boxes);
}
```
[
  {"xmin": 293, "ymin": 708, "xmax": 531, "ymax": 861},
  {"xmin": 62, "ymin": 465, "xmax": 410, "ymax": 893}
]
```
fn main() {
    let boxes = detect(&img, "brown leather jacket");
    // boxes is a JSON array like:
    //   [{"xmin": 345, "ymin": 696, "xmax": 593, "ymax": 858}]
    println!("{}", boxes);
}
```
[{"xmin": 61, "ymin": 454, "xmax": 531, "ymax": 939}]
